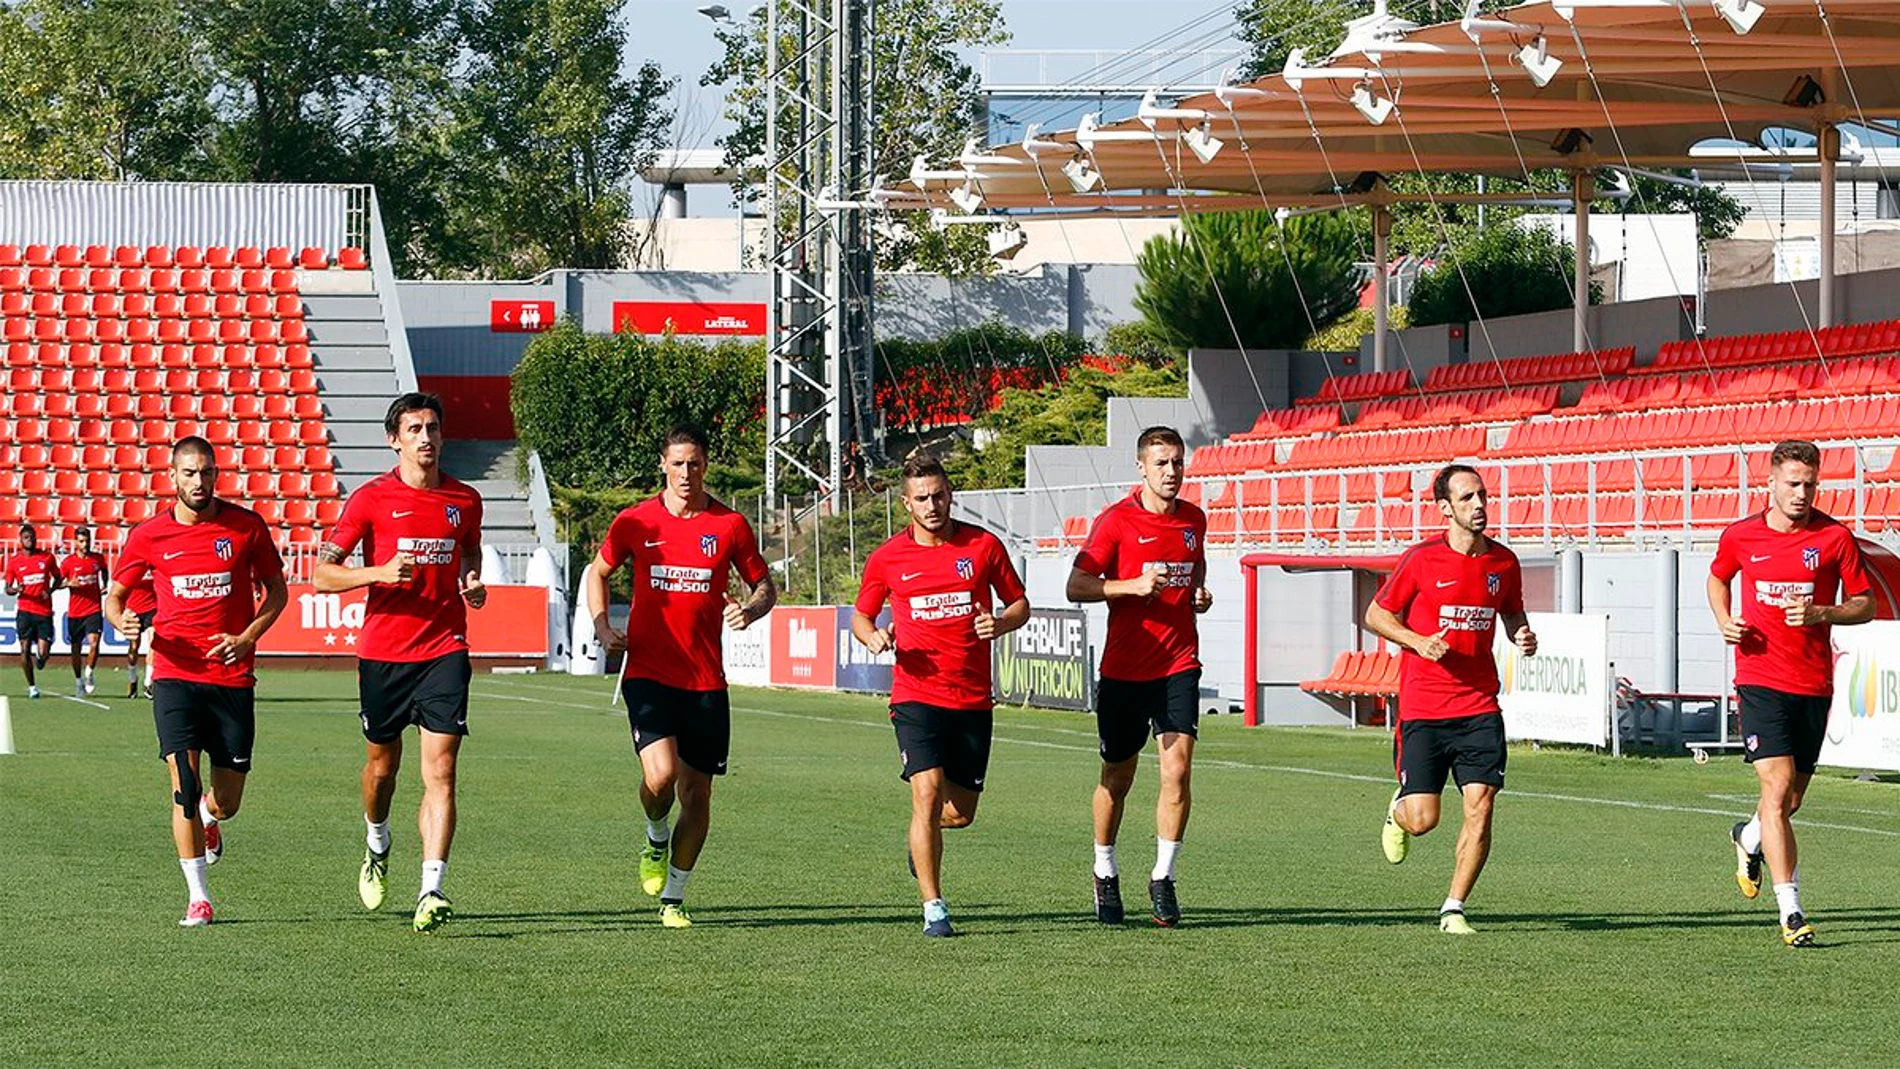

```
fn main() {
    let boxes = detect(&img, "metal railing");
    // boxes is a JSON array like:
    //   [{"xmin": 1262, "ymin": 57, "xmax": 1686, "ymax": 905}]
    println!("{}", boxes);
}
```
[{"xmin": 0, "ymin": 181, "xmax": 370, "ymax": 258}]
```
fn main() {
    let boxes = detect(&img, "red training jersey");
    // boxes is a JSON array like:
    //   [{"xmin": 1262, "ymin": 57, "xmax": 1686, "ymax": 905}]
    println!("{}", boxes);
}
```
[
  {"xmin": 6, "ymin": 550, "xmax": 58, "ymax": 616},
  {"xmin": 856, "ymin": 523, "xmax": 1027, "ymax": 710},
  {"xmin": 1374, "ymin": 534, "xmax": 1525, "ymax": 721},
  {"xmin": 1711, "ymin": 510, "xmax": 1870, "ymax": 697},
  {"xmin": 326, "ymin": 470, "xmax": 485, "ymax": 663},
  {"xmin": 1073, "ymin": 488, "xmax": 1208, "ymax": 682},
  {"xmin": 59, "ymin": 552, "xmax": 107, "ymax": 617},
  {"xmin": 599, "ymin": 495, "xmax": 769, "ymax": 691},
  {"xmin": 112, "ymin": 503, "xmax": 284, "ymax": 687},
  {"xmin": 126, "ymin": 577, "xmax": 157, "ymax": 616}
]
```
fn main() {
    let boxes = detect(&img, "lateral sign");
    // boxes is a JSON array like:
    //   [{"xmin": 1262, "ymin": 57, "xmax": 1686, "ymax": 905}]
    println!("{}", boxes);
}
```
[
  {"xmin": 612, "ymin": 300, "xmax": 766, "ymax": 337},
  {"xmin": 835, "ymin": 606, "xmax": 894, "ymax": 694},
  {"xmin": 258, "ymin": 584, "xmax": 549, "ymax": 656},
  {"xmin": 1821, "ymin": 621, "xmax": 1900, "ymax": 772},
  {"xmin": 992, "ymin": 607, "xmax": 1092, "ymax": 712},
  {"xmin": 1493, "ymin": 611, "xmax": 1611, "ymax": 747},
  {"xmin": 768, "ymin": 607, "xmax": 837, "ymax": 689}
]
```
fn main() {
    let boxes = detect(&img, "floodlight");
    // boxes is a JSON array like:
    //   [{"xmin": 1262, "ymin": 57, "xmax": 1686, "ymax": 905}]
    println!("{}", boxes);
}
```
[
  {"xmin": 1183, "ymin": 123, "xmax": 1224, "ymax": 164},
  {"xmin": 948, "ymin": 183, "xmax": 984, "ymax": 214},
  {"xmin": 1351, "ymin": 83, "xmax": 1394, "ymax": 125},
  {"xmin": 988, "ymin": 226, "xmax": 1028, "ymax": 260},
  {"xmin": 1712, "ymin": 0, "xmax": 1762, "ymax": 35},
  {"xmin": 1062, "ymin": 155, "xmax": 1101, "ymax": 193},
  {"xmin": 1516, "ymin": 36, "xmax": 1562, "ymax": 87}
]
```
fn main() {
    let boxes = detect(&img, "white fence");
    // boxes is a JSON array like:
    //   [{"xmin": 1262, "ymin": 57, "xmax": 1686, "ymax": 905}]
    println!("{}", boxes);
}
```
[{"xmin": 0, "ymin": 181, "xmax": 369, "ymax": 256}]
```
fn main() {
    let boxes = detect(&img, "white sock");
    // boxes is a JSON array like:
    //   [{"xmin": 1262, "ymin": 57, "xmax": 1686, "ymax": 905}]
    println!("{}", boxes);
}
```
[
  {"xmin": 1739, "ymin": 815, "xmax": 1763, "ymax": 855},
  {"xmin": 1152, "ymin": 838, "xmax": 1182, "ymax": 881},
  {"xmin": 1441, "ymin": 897, "xmax": 1465, "ymax": 915},
  {"xmin": 1773, "ymin": 881, "xmax": 1802, "ymax": 923},
  {"xmin": 421, "ymin": 859, "xmax": 448, "ymax": 897},
  {"xmin": 646, "ymin": 817, "xmax": 671, "ymax": 846},
  {"xmin": 180, "ymin": 856, "xmax": 209, "ymax": 903},
  {"xmin": 365, "ymin": 817, "xmax": 391, "ymax": 856},
  {"xmin": 923, "ymin": 898, "xmax": 950, "ymax": 924},
  {"xmin": 198, "ymin": 797, "xmax": 217, "ymax": 827},
  {"xmin": 1093, "ymin": 842, "xmax": 1117, "ymax": 879},
  {"xmin": 662, "ymin": 864, "xmax": 692, "ymax": 902}
]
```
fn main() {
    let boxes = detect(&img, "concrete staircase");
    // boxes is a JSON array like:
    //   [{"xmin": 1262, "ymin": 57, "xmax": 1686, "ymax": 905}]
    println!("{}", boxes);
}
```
[{"xmin": 304, "ymin": 292, "xmax": 542, "ymax": 548}]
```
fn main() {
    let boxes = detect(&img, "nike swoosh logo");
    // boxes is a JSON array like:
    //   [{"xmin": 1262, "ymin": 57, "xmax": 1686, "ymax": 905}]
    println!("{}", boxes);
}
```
[
  {"xmin": 1750, "ymin": 554, "xmax": 1772, "ymax": 562},
  {"xmin": 163, "ymin": 551, "xmax": 185, "ymax": 560},
  {"xmin": 902, "ymin": 572, "xmax": 925, "ymax": 581},
  {"xmin": 392, "ymin": 511, "xmax": 413, "ymax": 518},
  {"xmin": 645, "ymin": 540, "xmax": 666, "ymax": 547},
  {"xmin": 1137, "ymin": 536, "xmax": 1158, "ymax": 544},
  {"xmin": 1436, "ymin": 579, "xmax": 1458, "ymax": 588}
]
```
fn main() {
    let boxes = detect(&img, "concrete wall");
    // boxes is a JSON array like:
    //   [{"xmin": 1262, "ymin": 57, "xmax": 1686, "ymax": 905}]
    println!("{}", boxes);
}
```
[
  {"xmin": 1578, "ymin": 549, "xmax": 1726, "ymax": 697},
  {"xmin": 1251, "ymin": 567, "xmax": 1366, "ymax": 726},
  {"xmin": 1106, "ymin": 397, "xmax": 1217, "ymax": 451},
  {"xmin": 1357, "ymin": 322, "xmax": 1462, "ymax": 378},
  {"xmin": 1186, "ymin": 348, "xmax": 1295, "ymax": 437},
  {"xmin": 1462, "ymin": 295, "xmax": 1694, "ymax": 364},
  {"xmin": 1703, "ymin": 263, "xmax": 1900, "ymax": 338}
]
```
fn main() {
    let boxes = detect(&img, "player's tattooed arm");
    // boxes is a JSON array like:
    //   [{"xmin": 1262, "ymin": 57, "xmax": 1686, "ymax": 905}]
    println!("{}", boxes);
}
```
[
  {"xmin": 313, "ymin": 541, "xmax": 410, "ymax": 592},
  {"xmin": 316, "ymin": 542, "xmax": 346, "ymax": 566}
]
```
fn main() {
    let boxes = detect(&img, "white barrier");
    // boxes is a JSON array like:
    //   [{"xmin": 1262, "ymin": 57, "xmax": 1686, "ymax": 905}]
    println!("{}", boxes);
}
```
[
  {"xmin": 722, "ymin": 619, "xmax": 772, "ymax": 688},
  {"xmin": 1822, "ymin": 621, "xmax": 1900, "ymax": 772},
  {"xmin": 1495, "ymin": 611, "xmax": 1613, "ymax": 747}
]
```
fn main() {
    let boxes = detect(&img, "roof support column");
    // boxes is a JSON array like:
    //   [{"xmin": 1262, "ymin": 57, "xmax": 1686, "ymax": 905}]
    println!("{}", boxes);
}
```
[
  {"xmin": 1372, "ymin": 200, "xmax": 1391, "ymax": 374},
  {"xmin": 1819, "ymin": 122, "xmax": 1839, "ymax": 328},
  {"xmin": 1572, "ymin": 169, "xmax": 1593, "ymax": 353}
]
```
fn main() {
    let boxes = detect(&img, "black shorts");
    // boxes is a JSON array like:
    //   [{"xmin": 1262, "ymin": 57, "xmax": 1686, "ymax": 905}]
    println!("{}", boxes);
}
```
[
  {"xmin": 137, "ymin": 610, "xmax": 156, "ymax": 632},
  {"xmin": 623, "ymin": 676, "xmax": 731, "ymax": 776},
  {"xmin": 891, "ymin": 701, "xmax": 993, "ymax": 792},
  {"xmin": 358, "ymin": 652, "xmax": 472, "ymax": 743},
  {"xmin": 15, "ymin": 611, "xmax": 53, "ymax": 647},
  {"xmin": 152, "ymin": 679, "xmax": 256, "ymax": 772},
  {"xmin": 1095, "ymin": 669, "xmax": 1201, "ymax": 764},
  {"xmin": 67, "ymin": 612, "xmax": 104, "ymax": 644},
  {"xmin": 1394, "ymin": 712, "xmax": 1506, "ymax": 797},
  {"xmin": 1738, "ymin": 684, "xmax": 1831, "ymax": 773}
]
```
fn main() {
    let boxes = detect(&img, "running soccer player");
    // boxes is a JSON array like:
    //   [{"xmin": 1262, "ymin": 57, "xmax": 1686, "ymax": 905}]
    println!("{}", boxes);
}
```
[
  {"xmin": 1065, "ymin": 426, "xmax": 1211, "ymax": 927},
  {"xmin": 103, "ymin": 437, "xmax": 288, "ymax": 927},
  {"xmin": 1364, "ymin": 464, "xmax": 1535, "ymax": 935},
  {"xmin": 1708, "ymin": 439, "xmax": 1872, "ymax": 948},
  {"xmin": 5, "ymin": 524, "xmax": 60, "ymax": 699},
  {"xmin": 853, "ymin": 455, "xmax": 1029, "ymax": 938},
  {"xmin": 123, "ymin": 574, "xmax": 157, "ymax": 699},
  {"xmin": 59, "ymin": 527, "xmax": 108, "ymax": 697},
  {"xmin": 582, "ymin": 426, "xmax": 777, "ymax": 930},
  {"xmin": 315, "ymin": 393, "xmax": 486, "ymax": 934}
]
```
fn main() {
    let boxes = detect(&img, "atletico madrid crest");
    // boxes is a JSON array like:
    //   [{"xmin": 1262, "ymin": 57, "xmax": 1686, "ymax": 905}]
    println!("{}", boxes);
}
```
[
  {"xmin": 1803, "ymin": 546, "xmax": 1820, "ymax": 571},
  {"xmin": 1183, "ymin": 530, "xmax": 1198, "ymax": 552},
  {"xmin": 1486, "ymin": 572, "xmax": 1500, "ymax": 595},
  {"xmin": 213, "ymin": 537, "xmax": 233, "ymax": 561},
  {"xmin": 956, "ymin": 557, "xmax": 974, "ymax": 580},
  {"xmin": 446, "ymin": 504, "xmax": 462, "ymax": 528},
  {"xmin": 701, "ymin": 533, "xmax": 720, "ymax": 558}
]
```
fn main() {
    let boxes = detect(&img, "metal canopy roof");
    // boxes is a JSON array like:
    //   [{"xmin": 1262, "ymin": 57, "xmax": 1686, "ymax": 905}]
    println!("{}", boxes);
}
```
[{"xmin": 889, "ymin": 0, "xmax": 1900, "ymax": 215}]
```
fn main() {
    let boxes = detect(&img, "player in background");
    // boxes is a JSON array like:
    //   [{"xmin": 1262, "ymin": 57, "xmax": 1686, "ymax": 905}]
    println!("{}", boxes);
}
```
[
  {"xmin": 315, "ymin": 393, "xmax": 486, "ymax": 934},
  {"xmin": 1364, "ymin": 464, "xmax": 1535, "ymax": 935},
  {"xmin": 852, "ymin": 455, "xmax": 1029, "ymax": 937},
  {"xmin": 1708, "ymin": 439, "xmax": 1872, "ymax": 947},
  {"xmin": 59, "ymin": 526, "xmax": 108, "ymax": 697},
  {"xmin": 6, "ymin": 524, "xmax": 60, "ymax": 698},
  {"xmin": 1065, "ymin": 426, "xmax": 1211, "ymax": 927},
  {"xmin": 103, "ymin": 437, "xmax": 288, "ymax": 926},
  {"xmin": 123, "ymin": 575, "xmax": 157, "ymax": 699},
  {"xmin": 583, "ymin": 426, "xmax": 777, "ymax": 929}
]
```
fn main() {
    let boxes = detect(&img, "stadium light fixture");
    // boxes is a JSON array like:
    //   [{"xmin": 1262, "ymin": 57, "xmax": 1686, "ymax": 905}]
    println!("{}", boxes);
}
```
[
  {"xmin": 948, "ymin": 182, "xmax": 984, "ymax": 214},
  {"xmin": 1351, "ymin": 82, "xmax": 1395, "ymax": 125},
  {"xmin": 1712, "ymin": 0, "xmax": 1763, "ymax": 35},
  {"xmin": 1062, "ymin": 154, "xmax": 1102, "ymax": 193},
  {"xmin": 1516, "ymin": 36, "xmax": 1562, "ymax": 87},
  {"xmin": 988, "ymin": 225, "xmax": 1028, "ymax": 260},
  {"xmin": 1183, "ymin": 122, "xmax": 1224, "ymax": 164}
]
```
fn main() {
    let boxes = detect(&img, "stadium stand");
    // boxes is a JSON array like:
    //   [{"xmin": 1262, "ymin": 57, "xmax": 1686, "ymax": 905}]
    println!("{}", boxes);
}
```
[
  {"xmin": 1299, "ymin": 649, "xmax": 1400, "ymax": 699},
  {"xmin": 0, "ymin": 243, "xmax": 359, "ymax": 559}
]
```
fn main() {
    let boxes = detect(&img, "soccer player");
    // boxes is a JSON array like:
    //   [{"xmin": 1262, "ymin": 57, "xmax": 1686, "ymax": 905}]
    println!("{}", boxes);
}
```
[
  {"xmin": 5, "ymin": 524, "xmax": 59, "ymax": 699},
  {"xmin": 315, "ymin": 393, "xmax": 486, "ymax": 934},
  {"xmin": 1708, "ymin": 439, "xmax": 1872, "ymax": 948},
  {"xmin": 853, "ymin": 455, "xmax": 1029, "ymax": 938},
  {"xmin": 1364, "ymin": 464, "xmax": 1535, "ymax": 935},
  {"xmin": 103, "ymin": 437, "xmax": 288, "ymax": 927},
  {"xmin": 123, "ymin": 574, "xmax": 157, "ymax": 699},
  {"xmin": 583, "ymin": 426, "xmax": 777, "ymax": 930},
  {"xmin": 60, "ymin": 527, "xmax": 108, "ymax": 697},
  {"xmin": 1065, "ymin": 426, "xmax": 1211, "ymax": 927}
]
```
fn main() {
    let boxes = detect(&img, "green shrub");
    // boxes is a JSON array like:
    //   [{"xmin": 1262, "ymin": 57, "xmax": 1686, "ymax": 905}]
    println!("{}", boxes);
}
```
[
  {"xmin": 1408, "ymin": 225, "xmax": 1601, "ymax": 328},
  {"xmin": 1135, "ymin": 210, "xmax": 1361, "ymax": 352}
]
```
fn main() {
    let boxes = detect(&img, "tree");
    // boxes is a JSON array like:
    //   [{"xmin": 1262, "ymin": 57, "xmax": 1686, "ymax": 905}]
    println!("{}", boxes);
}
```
[
  {"xmin": 1134, "ymin": 210, "xmax": 1362, "ymax": 352},
  {"xmin": 1407, "ymin": 223, "xmax": 1599, "ymax": 327},
  {"xmin": 454, "ymin": 0, "xmax": 675, "ymax": 273},
  {"xmin": 702, "ymin": 0, "xmax": 1009, "ymax": 275},
  {"xmin": 0, "ymin": 0, "xmax": 216, "ymax": 180},
  {"xmin": 1235, "ymin": 0, "xmax": 1443, "ymax": 79},
  {"xmin": 947, "ymin": 362, "xmax": 1187, "ymax": 490}
]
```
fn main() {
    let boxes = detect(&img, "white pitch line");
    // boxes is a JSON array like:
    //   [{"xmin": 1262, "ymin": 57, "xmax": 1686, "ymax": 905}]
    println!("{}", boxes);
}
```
[
  {"xmin": 733, "ymin": 706, "xmax": 1900, "ymax": 839},
  {"xmin": 56, "ymin": 693, "xmax": 110, "ymax": 710}
]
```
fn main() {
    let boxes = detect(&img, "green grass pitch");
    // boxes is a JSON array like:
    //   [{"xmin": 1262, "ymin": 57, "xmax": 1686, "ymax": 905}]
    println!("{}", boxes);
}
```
[{"xmin": 6, "ymin": 667, "xmax": 1900, "ymax": 1065}]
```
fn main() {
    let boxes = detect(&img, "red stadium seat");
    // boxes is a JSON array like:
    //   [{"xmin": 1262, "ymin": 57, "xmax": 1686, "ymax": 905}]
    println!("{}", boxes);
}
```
[
  {"xmin": 118, "ymin": 268, "xmax": 147, "ymax": 294},
  {"xmin": 234, "ymin": 247, "xmax": 264, "ymax": 270},
  {"xmin": 88, "ymin": 499, "xmax": 119, "ymax": 525},
  {"xmin": 252, "ymin": 499, "xmax": 284, "ymax": 527},
  {"xmin": 172, "ymin": 419, "xmax": 203, "ymax": 441},
  {"xmin": 108, "ymin": 421, "xmax": 138, "ymax": 446},
  {"xmin": 247, "ymin": 319, "xmax": 277, "ymax": 344},
  {"xmin": 56, "ymin": 267, "xmax": 86, "ymax": 291},
  {"xmin": 226, "ymin": 370, "xmax": 259, "ymax": 394},
  {"xmin": 313, "ymin": 499, "xmax": 342, "ymax": 526},
  {"xmin": 205, "ymin": 420, "xmax": 235, "ymax": 445},
  {"xmin": 297, "ymin": 421, "xmax": 326, "ymax": 446},
  {"xmin": 149, "ymin": 269, "xmax": 178, "ymax": 295},
  {"xmin": 151, "ymin": 471, "xmax": 175, "ymax": 497},
  {"xmin": 242, "ymin": 293, "xmax": 271, "ymax": 318},
  {"xmin": 237, "ymin": 419, "xmax": 267, "ymax": 446},
  {"xmin": 231, "ymin": 395, "xmax": 263, "ymax": 420},
  {"xmin": 116, "ymin": 471, "xmax": 147, "ymax": 496},
  {"xmin": 215, "ymin": 471, "xmax": 242, "ymax": 496},
  {"xmin": 121, "ymin": 498, "xmax": 152, "ymax": 524},
  {"xmin": 272, "ymin": 445, "xmax": 303, "ymax": 471},
  {"xmin": 280, "ymin": 321, "xmax": 309, "ymax": 346},
  {"xmin": 0, "ymin": 244, "xmax": 17, "ymax": 267},
  {"xmin": 0, "ymin": 472, "xmax": 17, "ymax": 495},
  {"xmin": 209, "ymin": 269, "xmax": 238, "ymax": 295},
  {"xmin": 80, "ymin": 444, "xmax": 111, "ymax": 470},
  {"xmin": 257, "ymin": 370, "xmax": 289, "ymax": 394},
  {"xmin": 267, "ymin": 422, "xmax": 298, "ymax": 447},
  {"xmin": 23, "ymin": 244, "xmax": 51, "ymax": 266},
  {"xmin": 0, "ymin": 267, "xmax": 20, "ymax": 292},
  {"xmin": 213, "ymin": 293, "xmax": 242, "ymax": 318},
  {"xmin": 55, "ymin": 244, "xmax": 83, "ymax": 267},
  {"xmin": 338, "ymin": 247, "xmax": 367, "ymax": 270},
  {"xmin": 110, "ymin": 444, "xmax": 139, "ymax": 469},
  {"xmin": 301, "ymin": 445, "xmax": 332, "ymax": 473},
  {"xmin": 179, "ymin": 269, "xmax": 208, "ymax": 294},
  {"xmin": 298, "ymin": 247, "xmax": 328, "ymax": 270},
  {"xmin": 25, "ymin": 499, "xmax": 55, "ymax": 523},
  {"xmin": 0, "ymin": 500, "xmax": 21, "ymax": 524},
  {"xmin": 240, "ymin": 270, "xmax": 268, "ymax": 295},
  {"xmin": 245, "ymin": 472, "xmax": 274, "ymax": 497},
  {"xmin": 263, "ymin": 395, "xmax": 293, "ymax": 421},
  {"xmin": 204, "ymin": 246, "xmax": 233, "ymax": 270},
  {"xmin": 87, "ymin": 267, "xmax": 115, "ymax": 292},
  {"xmin": 277, "ymin": 472, "xmax": 309, "ymax": 498},
  {"xmin": 293, "ymin": 395, "xmax": 322, "ymax": 421},
  {"xmin": 144, "ymin": 246, "xmax": 174, "ymax": 268},
  {"xmin": 308, "ymin": 472, "xmax": 340, "ymax": 499},
  {"xmin": 83, "ymin": 245, "xmax": 111, "ymax": 268},
  {"xmin": 271, "ymin": 295, "xmax": 302, "ymax": 320},
  {"xmin": 241, "ymin": 446, "xmax": 271, "ymax": 471},
  {"xmin": 83, "ymin": 471, "xmax": 113, "ymax": 496},
  {"xmin": 283, "ymin": 500, "xmax": 315, "ymax": 526},
  {"xmin": 264, "ymin": 247, "xmax": 294, "ymax": 270},
  {"xmin": 104, "ymin": 395, "xmax": 134, "ymax": 419},
  {"xmin": 269, "ymin": 269, "xmax": 298, "ymax": 295},
  {"xmin": 113, "ymin": 245, "xmax": 142, "ymax": 268},
  {"xmin": 288, "ymin": 369, "xmax": 317, "ymax": 394}
]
